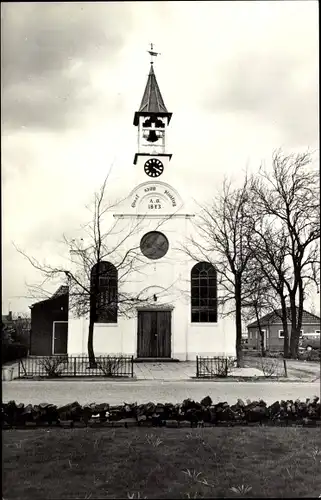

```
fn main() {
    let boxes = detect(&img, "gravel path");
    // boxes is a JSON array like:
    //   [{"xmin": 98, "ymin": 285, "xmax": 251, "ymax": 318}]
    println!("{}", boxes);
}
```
[{"xmin": 3, "ymin": 380, "xmax": 319, "ymax": 406}]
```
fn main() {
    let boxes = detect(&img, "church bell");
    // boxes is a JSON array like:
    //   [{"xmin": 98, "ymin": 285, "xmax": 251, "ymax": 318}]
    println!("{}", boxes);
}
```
[{"xmin": 146, "ymin": 129, "xmax": 159, "ymax": 143}]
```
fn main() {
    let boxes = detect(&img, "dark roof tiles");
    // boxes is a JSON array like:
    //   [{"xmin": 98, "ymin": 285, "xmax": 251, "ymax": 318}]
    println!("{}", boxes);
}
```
[
  {"xmin": 138, "ymin": 64, "xmax": 168, "ymax": 114},
  {"xmin": 30, "ymin": 285, "xmax": 69, "ymax": 308},
  {"xmin": 134, "ymin": 64, "xmax": 171, "ymax": 125},
  {"xmin": 247, "ymin": 307, "xmax": 320, "ymax": 328},
  {"xmin": 51, "ymin": 285, "xmax": 69, "ymax": 298}
]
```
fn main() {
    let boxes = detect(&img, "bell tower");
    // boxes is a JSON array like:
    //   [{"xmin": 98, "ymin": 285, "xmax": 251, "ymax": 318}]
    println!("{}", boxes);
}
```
[
  {"xmin": 113, "ymin": 44, "xmax": 190, "ymax": 217},
  {"xmin": 133, "ymin": 45, "xmax": 172, "ymax": 183}
]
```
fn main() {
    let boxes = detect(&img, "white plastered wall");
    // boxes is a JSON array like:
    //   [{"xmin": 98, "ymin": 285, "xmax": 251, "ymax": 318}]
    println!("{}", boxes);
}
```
[{"xmin": 67, "ymin": 212, "xmax": 236, "ymax": 360}]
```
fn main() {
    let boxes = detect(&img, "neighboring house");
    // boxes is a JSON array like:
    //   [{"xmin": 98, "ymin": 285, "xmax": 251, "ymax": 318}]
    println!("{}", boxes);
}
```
[
  {"xmin": 2, "ymin": 311, "xmax": 13, "ymax": 324},
  {"xmin": 1, "ymin": 312, "xmax": 15, "ymax": 343},
  {"xmin": 2, "ymin": 312, "xmax": 31, "ymax": 345},
  {"xmin": 29, "ymin": 286, "xmax": 69, "ymax": 356},
  {"xmin": 13, "ymin": 316, "xmax": 31, "ymax": 347},
  {"xmin": 247, "ymin": 308, "xmax": 321, "ymax": 351},
  {"xmin": 2, "ymin": 311, "xmax": 14, "ymax": 331}
]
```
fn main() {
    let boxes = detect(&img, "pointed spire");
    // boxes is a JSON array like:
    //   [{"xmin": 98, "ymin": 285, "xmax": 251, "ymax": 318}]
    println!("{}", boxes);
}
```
[
  {"xmin": 133, "ymin": 64, "xmax": 172, "ymax": 126},
  {"xmin": 138, "ymin": 64, "xmax": 168, "ymax": 114}
]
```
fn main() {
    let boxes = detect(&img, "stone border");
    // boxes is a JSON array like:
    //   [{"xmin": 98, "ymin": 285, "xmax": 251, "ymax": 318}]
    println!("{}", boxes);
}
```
[{"xmin": 2, "ymin": 397, "xmax": 321, "ymax": 429}]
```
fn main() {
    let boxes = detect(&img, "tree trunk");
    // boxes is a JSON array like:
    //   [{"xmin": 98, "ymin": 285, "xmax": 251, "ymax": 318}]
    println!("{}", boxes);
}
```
[
  {"xmin": 259, "ymin": 330, "xmax": 265, "ymax": 357},
  {"xmin": 87, "ymin": 317, "xmax": 97, "ymax": 368},
  {"xmin": 87, "ymin": 260, "xmax": 108, "ymax": 368},
  {"xmin": 289, "ymin": 325, "xmax": 301, "ymax": 358},
  {"xmin": 279, "ymin": 296, "xmax": 290, "ymax": 358},
  {"xmin": 87, "ymin": 268, "xmax": 99, "ymax": 368},
  {"xmin": 282, "ymin": 321, "xmax": 290, "ymax": 358},
  {"xmin": 289, "ymin": 279, "xmax": 304, "ymax": 359},
  {"xmin": 255, "ymin": 306, "xmax": 266, "ymax": 357},
  {"xmin": 235, "ymin": 281, "xmax": 244, "ymax": 367},
  {"xmin": 289, "ymin": 290, "xmax": 302, "ymax": 359}
]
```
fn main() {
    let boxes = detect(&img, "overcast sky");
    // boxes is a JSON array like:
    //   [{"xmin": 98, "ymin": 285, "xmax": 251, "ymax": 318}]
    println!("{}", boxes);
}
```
[{"xmin": 1, "ymin": 1, "xmax": 319, "ymax": 314}]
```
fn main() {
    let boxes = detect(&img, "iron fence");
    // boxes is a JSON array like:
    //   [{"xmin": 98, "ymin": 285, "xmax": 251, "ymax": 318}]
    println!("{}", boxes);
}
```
[
  {"xmin": 196, "ymin": 356, "xmax": 237, "ymax": 378},
  {"xmin": 18, "ymin": 355, "xmax": 134, "ymax": 378}
]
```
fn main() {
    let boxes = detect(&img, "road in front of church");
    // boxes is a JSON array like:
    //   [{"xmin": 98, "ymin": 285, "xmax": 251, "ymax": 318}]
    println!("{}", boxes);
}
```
[{"xmin": 3, "ymin": 380, "xmax": 319, "ymax": 406}]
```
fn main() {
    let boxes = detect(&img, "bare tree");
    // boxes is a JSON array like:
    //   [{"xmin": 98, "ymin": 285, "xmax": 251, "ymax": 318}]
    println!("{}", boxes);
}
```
[
  {"xmin": 242, "ymin": 266, "xmax": 274, "ymax": 357},
  {"xmin": 245, "ymin": 221, "xmax": 292, "ymax": 357},
  {"xmin": 15, "ymin": 175, "xmax": 173, "ymax": 367},
  {"xmin": 11, "ymin": 312, "xmax": 31, "ymax": 348},
  {"xmin": 183, "ymin": 175, "xmax": 254, "ymax": 367},
  {"xmin": 250, "ymin": 150, "xmax": 320, "ymax": 358}
]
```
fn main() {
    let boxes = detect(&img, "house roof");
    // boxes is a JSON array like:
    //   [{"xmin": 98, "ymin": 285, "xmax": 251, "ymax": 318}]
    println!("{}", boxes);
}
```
[
  {"xmin": 247, "ymin": 307, "xmax": 320, "ymax": 328},
  {"xmin": 133, "ymin": 64, "xmax": 172, "ymax": 125},
  {"xmin": 51, "ymin": 285, "xmax": 69, "ymax": 298},
  {"xmin": 30, "ymin": 285, "xmax": 69, "ymax": 308}
]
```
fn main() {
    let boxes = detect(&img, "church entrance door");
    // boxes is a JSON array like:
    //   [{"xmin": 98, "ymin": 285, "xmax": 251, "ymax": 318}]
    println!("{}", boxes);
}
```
[{"xmin": 137, "ymin": 310, "xmax": 171, "ymax": 358}]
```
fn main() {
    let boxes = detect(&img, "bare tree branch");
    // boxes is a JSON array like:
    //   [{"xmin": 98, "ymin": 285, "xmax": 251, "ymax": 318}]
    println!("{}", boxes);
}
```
[
  {"xmin": 14, "ymin": 173, "xmax": 177, "ymax": 366},
  {"xmin": 249, "ymin": 149, "xmax": 320, "ymax": 357},
  {"xmin": 180, "ymin": 173, "xmax": 254, "ymax": 367}
]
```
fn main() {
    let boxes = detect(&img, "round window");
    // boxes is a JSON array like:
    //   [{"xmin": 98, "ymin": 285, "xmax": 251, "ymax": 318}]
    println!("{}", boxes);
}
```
[{"xmin": 140, "ymin": 231, "xmax": 169, "ymax": 260}]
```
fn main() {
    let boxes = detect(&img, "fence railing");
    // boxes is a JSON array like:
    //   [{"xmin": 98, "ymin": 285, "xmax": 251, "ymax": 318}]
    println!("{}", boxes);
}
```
[
  {"xmin": 196, "ymin": 356, "xmax": 237, "ymax": 378},
  {"xmin": 18, "ymin": 355, "xmax": 134, "ymax": 378}
]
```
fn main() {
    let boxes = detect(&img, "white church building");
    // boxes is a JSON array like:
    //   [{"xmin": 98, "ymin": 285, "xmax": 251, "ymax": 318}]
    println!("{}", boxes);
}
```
[{"xmin": 67, "ymin": 57, "xmax": 236, "ymax": 361}]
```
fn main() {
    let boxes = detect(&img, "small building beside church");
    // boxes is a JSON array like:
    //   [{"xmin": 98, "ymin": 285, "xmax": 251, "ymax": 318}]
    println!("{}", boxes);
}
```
[
  {"xmin": 67, "ymin": 56, "xmax": 236, "ymax": 361},
  {"xmin": 29, "ymin": 286, "xmax": 69, "ymax": 356},
  {"xmin": 247, "ymin": 308, "xmax": 320, "ymax": 352}
]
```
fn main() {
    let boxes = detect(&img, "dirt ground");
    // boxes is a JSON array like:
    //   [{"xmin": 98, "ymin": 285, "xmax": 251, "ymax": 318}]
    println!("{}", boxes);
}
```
[{"xmin": 3, "ymin": 379, "xmax": 319, "ymax": 406}]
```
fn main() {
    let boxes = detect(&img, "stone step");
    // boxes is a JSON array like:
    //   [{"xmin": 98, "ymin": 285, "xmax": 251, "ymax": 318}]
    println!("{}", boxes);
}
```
[{"xmin": 134, "ymin": 358, "xmax": 180, "ymax": 363}]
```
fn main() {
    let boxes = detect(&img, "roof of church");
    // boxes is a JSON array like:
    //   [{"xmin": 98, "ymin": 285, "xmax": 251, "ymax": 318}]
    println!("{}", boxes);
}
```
[{"xmin": 133, "ymin": 64, "xmax": 171, "ymax": 125}]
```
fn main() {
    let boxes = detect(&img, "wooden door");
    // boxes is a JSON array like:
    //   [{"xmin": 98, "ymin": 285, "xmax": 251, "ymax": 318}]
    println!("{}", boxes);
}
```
[
  {"xmin": 137, "ymin": 311, "xmax": 155, "ymax": 357},
  {"xmin": 137, "ymin": 311, "xmax": 171, "ymax": 358},
  {"xmin": 156, "ymin": 311, "xmax": 171, "ymax": 357},
  {"xmin": 53, "ymin": 322, "xmax": 68, "ymax": 354}
]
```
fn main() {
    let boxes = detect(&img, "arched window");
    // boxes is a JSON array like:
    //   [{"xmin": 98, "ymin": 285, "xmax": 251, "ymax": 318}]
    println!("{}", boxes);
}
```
[
  {"xmin": 191, "ymin": 262, "xmax": 217, "ymax": 323},
  {"xmin": 91, "ymin": 261, "xmax": 118, "ymax": 323}
]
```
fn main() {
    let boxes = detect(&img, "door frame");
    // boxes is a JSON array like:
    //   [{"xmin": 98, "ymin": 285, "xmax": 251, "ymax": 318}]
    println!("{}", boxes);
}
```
[
  {"xmin": 136, "ymin": 309, "xmax": 172, "ymax": 358},
  {"xmin": 52, "ymin": 321, "xmax": 68, "ymax": 355}
]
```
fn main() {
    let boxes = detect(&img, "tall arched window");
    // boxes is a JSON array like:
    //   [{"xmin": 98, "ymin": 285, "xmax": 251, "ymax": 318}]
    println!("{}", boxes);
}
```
[
  {"xmin": 91, "ymin": 261, "xmax": 118, "ymax": 323},
  {"xmin": 191, "ymin": 262, "xmax": 217, "ymax": 323}
]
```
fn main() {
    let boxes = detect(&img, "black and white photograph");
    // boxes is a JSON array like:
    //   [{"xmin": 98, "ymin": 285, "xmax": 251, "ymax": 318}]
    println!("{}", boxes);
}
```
[{"xmin": 2, "ymin": 1, "xmax": 320, "ymax": 498}]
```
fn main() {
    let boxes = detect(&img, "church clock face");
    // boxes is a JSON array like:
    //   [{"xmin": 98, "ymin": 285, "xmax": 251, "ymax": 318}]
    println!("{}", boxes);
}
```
[{"xmin": 144, "ymin": 158, "xmax": 164, "ymax": 178}]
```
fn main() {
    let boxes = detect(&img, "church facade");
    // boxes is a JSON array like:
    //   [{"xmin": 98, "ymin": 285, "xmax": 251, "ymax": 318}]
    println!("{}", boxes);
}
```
[{"xmin": 67, "ymin": 59, "xmax": 236, "ymax": 361}]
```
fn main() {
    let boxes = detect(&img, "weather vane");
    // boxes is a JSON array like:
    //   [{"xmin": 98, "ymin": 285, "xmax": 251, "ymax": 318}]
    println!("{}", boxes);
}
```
[{"xmin": 147, "ymin": 43, "xmax": 160, "ymax": 65}]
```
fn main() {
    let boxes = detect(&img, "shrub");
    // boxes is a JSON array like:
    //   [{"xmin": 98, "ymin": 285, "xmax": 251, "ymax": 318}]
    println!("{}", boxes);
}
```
[
  {"xmin": 96, "ymin": 355, "xmax": 128, "ymax": 377},
  {"xmin": 260, "ymin": 358, "xmax": 284, "ymax": 378},
  {"xmin": 298, "ymin": 350, "xmax": 320, "ymax": 361},
  {"xmin": 2, "ymin": 343, "xmax": 28, "ymax": 363},
  {"xmin": 265, "ymin": 351, "xmax": 284, "ymax": 359},
  {"xmin": 38, "ymin": 356, "xmax": 68, "ymax": 377},
  {"xmin": 199, "ymin": 357, "xmax": 236, "ymax": 378}
]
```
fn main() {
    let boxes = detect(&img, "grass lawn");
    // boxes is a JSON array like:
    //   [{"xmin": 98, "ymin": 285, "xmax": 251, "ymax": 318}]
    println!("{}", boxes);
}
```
[
  {"xmin": 3, "ymin": 427, "xmax": 321, "ymax": 499},
  {"xmin": 244, "ymin": 355, "xmax": 319, "ymax": 379},
  {"xmin": 244, "ymin": 356, "xmax": 286, "ymax": 377}
]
